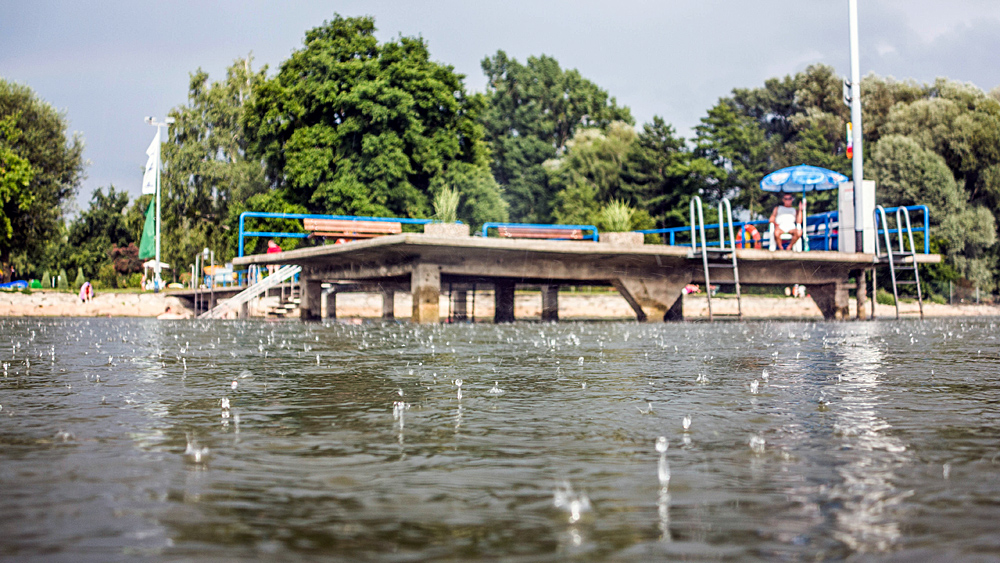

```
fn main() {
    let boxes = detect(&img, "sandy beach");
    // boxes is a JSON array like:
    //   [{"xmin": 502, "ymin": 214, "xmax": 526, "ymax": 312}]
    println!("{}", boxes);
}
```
[{"xmin": 2, "ymin": 289, "xmax": 997, "ymax": 320}]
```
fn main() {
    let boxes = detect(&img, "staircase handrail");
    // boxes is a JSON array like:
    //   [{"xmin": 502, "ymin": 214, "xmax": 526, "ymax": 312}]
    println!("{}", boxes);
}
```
[{"xmin": 199, "ymin": 264, "xmax": 302, "ymax": 319}]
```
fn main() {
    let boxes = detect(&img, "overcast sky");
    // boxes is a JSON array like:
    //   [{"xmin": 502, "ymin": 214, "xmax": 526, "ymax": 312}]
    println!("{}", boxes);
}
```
[{"xmin": 3, "ymin": 0, "xmax": 999, "ymax": 210}]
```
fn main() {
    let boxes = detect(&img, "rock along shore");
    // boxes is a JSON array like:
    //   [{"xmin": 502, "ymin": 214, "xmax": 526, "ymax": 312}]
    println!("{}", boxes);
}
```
[{"xmin": 1, "ymin": 290, "xmax": 998, "ymax": 320}]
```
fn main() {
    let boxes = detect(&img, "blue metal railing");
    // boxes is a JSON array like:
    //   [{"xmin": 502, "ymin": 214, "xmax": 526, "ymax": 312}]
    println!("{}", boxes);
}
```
[
  {"xmin": 481, "ymin": 222, "xmax": 599, "ymax": 241},
  {"xmin": 636, "ymin": 205, "xmax": 929, "ymax": 253},
  {"xmin": 875, "ymin": 205, "xmax": 930, "ymax": 254},
  {"xmin": 237, "ymin": 211, "xmax": 435, "ymax": 257}
]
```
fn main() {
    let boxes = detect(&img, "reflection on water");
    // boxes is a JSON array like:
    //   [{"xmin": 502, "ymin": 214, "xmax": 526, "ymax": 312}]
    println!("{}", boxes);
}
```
[{"xmin": 1, "ymin": 317, "xmax": 999, "ymax": 560}]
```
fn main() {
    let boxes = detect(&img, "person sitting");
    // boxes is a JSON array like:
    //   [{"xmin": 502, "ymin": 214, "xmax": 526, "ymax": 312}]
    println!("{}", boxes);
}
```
[
  {"xmin": 79, "ymin": 281, "xmax": 93, "ymax": 303},
  {"xmin": 769, "ymin": 193, "xmax": 803, "ymax": 251}
]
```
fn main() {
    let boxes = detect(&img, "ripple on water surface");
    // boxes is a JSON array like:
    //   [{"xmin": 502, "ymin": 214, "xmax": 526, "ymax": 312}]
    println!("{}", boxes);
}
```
[{"xmin": 1, "ymin": 317, "xmax": 1000, "ymax": 560}]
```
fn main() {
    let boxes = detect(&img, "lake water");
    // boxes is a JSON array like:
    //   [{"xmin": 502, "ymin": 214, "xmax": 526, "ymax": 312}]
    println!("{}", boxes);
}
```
[{"xmin": 1, "ymin": 317, "xmax": 999, "ymax": 561}]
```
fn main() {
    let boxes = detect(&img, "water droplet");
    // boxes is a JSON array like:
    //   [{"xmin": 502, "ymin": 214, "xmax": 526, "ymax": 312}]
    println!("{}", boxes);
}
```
[
  {"xmin": 761, "ymin": 369, "xmax": 769, "ymax": 381},
  {"xmin": 749, "ymin": 435, "xmax": 765, "ymax": 454},
  {"xmin": 578, "ymin": 357, "xmax": 584, "ymax": 366},
  {"xmin": 655, "ymin": 436, "xmax": 668, "ymax": 453},
  {"xmin": 231, "ymin": 380, "xmax": 238, "ymax": 391},
  {"xmin": 682, "ymin": 416, "xmax": 691, "ymax": 431},
  {"xmin": 750, "ymin": 380, "xmax": 759, "ymax": 394}
]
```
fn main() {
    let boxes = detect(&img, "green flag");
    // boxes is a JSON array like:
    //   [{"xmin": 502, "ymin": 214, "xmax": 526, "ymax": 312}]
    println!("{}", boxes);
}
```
[{"xmin": 138, "ymin": 200, "xmax": 155, "ymax": 259}]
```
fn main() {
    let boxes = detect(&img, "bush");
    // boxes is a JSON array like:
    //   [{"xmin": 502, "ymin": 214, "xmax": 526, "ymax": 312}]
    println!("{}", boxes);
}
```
[
  {"xmin": 124, "ymin": 272, "xmax": 143, "ymax": 288},
  {"xmin": 97, "ymin": 263, "xmax": 118, "ymax": 289},
  {"xmin": 930, "ymin": 293, "xmax": 947, "ymax": 305},
  {"xmin": 433, "ymin": 186, "xmax": 460, "ymax": 223},
  {"xmin": 41, "ymin": 270, "xmax": 51, "ymax": 289},
  {"xmin": 876, "ymin": 288, "xmax": 896, "ymax": 306},
  {"xmin": 73, "ymin": 267, "xmax": 85, "ymax": 290},
  {"xmin": 599, "ymin": 199, "xmax": 635, "ymax": 232},
  {"xmin": 57, "ymin": 268, "xmax": 69, "ymax": 290}
]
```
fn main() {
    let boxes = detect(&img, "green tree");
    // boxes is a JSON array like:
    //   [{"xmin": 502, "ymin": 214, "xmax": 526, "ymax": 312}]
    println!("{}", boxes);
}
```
[
  {"xmin": 247, "ymin": 15, "xmax": 494, "ymax": 224},
  {"xmin": 162, "ymin": 56, "xmax": 270, "ymax": 269},
  {"xmin": 64, "ymin": 186, "xmax": 134, "ymax": 280},
  {"xmin": 0, "ymin": 80, "xmax": 85, "ymax": 278},
  {"xmin": 548, "ymin": 123, "xmax": 636, "ymax": 225},
  {"xmin": 0, "ymin": 114, "xmax": 35, "ymax": 245},
  {"xmin": 621, "ymin": 116, "xmax": 707, "ymax": 229},
  {"xmin": 693, "ymin": 99, "xmax": 769, "ymax": 214},
  {"xmin": 480, "ymin": 51, "xmax": 633, "ymax": 222}
]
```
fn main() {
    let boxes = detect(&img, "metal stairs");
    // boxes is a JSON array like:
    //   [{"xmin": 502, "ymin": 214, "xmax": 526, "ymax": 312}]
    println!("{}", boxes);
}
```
[
  {"xmin": 690, "ymin": 196, "xmax": 743, "ymax": 321},
  {"xmin": 199, "ymin": 264, "xmax": 302, "ymax": 319},
  {"xmin": 872, "ymin": 205, "xmax": 924, "ymax": 320}
]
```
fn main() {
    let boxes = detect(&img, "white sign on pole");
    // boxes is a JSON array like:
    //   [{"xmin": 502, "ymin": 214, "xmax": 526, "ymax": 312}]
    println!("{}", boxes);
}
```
[
  {"xmin": 838, "ymin": 180, "xmax": 876, "ymax": 253},
  {"xmin": 141, "ymin": 129, "xmax": 160, "ymax": 195}
]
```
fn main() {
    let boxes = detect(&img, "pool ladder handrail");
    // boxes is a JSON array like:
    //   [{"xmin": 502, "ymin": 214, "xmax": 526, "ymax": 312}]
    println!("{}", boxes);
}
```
[
  {"xmin": 872, "ymin": 205, "xmax": 924, "ymax": 320},
  {"xmin": 689, "ymin": 196, "xmax": 743, "ymax": 321}
]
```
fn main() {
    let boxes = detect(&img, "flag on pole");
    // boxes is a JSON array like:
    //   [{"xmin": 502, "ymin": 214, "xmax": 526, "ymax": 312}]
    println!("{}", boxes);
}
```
[
  {"xmin": 846, "ymin": 122, "xmax": 854, "ymax": 160},
  {"xmin": 141, "ymin": 129, "xmax": 160, "ymax": 195},
  {"xmin": 139, "ymin": 199, "xmax": 156, "ymax": 259}
]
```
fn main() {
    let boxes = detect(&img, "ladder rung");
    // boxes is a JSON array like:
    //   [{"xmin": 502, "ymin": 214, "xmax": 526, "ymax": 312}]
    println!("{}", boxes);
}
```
[{"xmin": 894, "ymin": 280, "xmax": 919, "ymax": 285}]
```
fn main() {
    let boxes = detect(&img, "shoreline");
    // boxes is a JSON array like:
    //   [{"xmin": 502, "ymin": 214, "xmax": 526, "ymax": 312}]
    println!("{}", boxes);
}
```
[{"xmin": 1, "ymin": 290, "xmax": 998, "ymax": 320}]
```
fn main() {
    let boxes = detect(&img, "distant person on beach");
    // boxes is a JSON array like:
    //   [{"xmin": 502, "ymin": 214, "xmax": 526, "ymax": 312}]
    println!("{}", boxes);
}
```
[
  {"xmin": 266, "ymin": 239, "xmax": 282, "ymax": 275},
  {"xmin": 157, "ymin": 305, "xmax": 186, "ymax": 320},
  {"xmin": 769, "ymin": 193, "xmax": 803, "ymax": 250},
  {"xmin": 79, "ymin": 281, "xmax": 93, "ymax": 303}
]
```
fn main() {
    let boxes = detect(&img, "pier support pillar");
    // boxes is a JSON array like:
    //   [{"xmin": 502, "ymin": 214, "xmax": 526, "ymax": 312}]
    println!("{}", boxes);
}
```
[
  {"xmin": 411, "ymin": 263, "xmax": 440, "ymax": 324},
  {"xmin": 811, "ymin": 281, "xmax": 850, "ymax": 320},
  {"xmin": 541, "ymin": 285, "xmax": 559, "ymax": 322},
  {"xmin": 613, "ymin": 275, "xmax": 688, "ymax": 322},
  {"xmin": 453, "ymin": 290, "xmax": 468, "ymax": 321},
  {"xmin": 382, "ymin": 289, "xmax": 394, "ymax": 319},
  {"xmin": 239, "ymin": 301, "xmax": 249, "ymax": 319},
  {"xmin": 856, "ymin": 270, "xmax": 868, "ymax": 320},
  {"xmin": 301, "ymin": 278, "xmax": 322, "ymax": 320},
  {"xmin": 324, "ymin": 290, "xmax": 336, "ymax": 319},
  {"xmin": 494, "ymin": 281, "xmax": 516, "ymax": 323}
]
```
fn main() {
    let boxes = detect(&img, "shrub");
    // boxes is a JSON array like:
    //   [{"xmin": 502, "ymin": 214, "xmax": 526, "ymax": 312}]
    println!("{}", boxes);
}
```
[
  {"xmin": 930, "ymin": 293, "xmax": 947, "ymax": 305},
  {"xmin": 433, "ymin": 187, "xmax": 460, "ymax": 223},
  {"xmin": 876, "ymin": 288, "xmax": 896, "ymax": 306},
  {"xmin": 124, "ymin": 273, "xmax": 143, "ymax": 288},
  {"xmin": 73, "ymin": 267, "xmax": 85, "ymax": 290},
  {"xmin": 97, "ymin": 263, "xmax": 118, "ymax": 289},
  {"xmin": 57, "ymin": 268, "xmax": 69, "ymax": 290},
  {"xmin": 599, "ymin": 199, "xmax": 635, "ymax": 232},
  {"xmin": 41, "ymin": 270, "xmax": 51, "ymax": 289}
]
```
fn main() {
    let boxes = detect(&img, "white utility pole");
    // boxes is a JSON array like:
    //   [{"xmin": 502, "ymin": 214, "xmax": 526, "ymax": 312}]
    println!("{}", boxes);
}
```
[
  {"xmin": 848, "ymin": 0, "xmax": 865, "ymax": 253},
  {"xmin": 145, "ymin": 116, "xmax": 174, "ymax": 291}
]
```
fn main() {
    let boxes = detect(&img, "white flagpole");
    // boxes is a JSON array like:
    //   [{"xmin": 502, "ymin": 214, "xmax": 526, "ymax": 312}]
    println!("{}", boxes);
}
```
[
  {"xmin": 155, "ymin": 136, "xmax": 162, "ymax": 291},
  {"xmin": 145, "ymin": 116, "xmax": 174, "ymax": 292},
  {"xmin": 849, "ymin": 0, "xmax": 865, "ymax": 253}
]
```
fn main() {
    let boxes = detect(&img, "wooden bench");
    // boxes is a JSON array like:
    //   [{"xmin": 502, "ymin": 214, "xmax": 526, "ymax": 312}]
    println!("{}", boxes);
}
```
[
  {"xmin": 303, "ymin": 218, "xmax": 402, "ymax": 241},
  {"xmin": 497, "ymin": 226, "xmax": 586, "ymax": 240}
]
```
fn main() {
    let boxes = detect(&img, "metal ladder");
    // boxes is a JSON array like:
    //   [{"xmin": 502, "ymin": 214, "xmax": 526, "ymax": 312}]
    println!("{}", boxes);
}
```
[
  {"xmin": 199, "ymin": 264, "xmax": 302, "ymax": 319},
  {"xmin": 872, "ymin": 205, "xmax": 924, "ymax": 320},
  {"xmin": 690, "ymin": 196, "xmax": 743, "ymax": 321}
]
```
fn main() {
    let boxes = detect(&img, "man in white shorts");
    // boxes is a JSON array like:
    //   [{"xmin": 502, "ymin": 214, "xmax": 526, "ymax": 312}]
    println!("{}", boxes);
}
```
[{"xmin": 769, "ymin": 193, "xmax": 803, "ymax": 250}]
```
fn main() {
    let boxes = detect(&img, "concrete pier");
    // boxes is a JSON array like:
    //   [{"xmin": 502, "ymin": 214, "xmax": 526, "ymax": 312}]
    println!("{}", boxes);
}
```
[{"xmin": 232, "ymin": 233, "xmax": 940, "ymax": 323}]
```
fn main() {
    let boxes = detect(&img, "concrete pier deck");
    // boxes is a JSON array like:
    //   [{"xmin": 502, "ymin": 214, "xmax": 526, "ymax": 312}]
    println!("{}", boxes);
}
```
[{"xmin": 232, "ymin": 233, "xmax": 940, "ymax": 323}]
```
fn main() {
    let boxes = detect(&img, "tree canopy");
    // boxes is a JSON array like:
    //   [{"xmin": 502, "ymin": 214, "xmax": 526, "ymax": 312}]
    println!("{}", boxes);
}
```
[
  {"xmin": 0, "ymin": 79, "xmax": 84, "ymax": 276},
  {"xmin": 246, "ymin": 15, "xmax": 502, "ymax": 229}
]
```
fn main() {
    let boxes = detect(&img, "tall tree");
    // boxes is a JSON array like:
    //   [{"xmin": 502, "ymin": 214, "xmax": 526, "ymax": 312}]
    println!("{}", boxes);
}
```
[
  {"xmin": 64, "ymin": 186, "xmax": 134, "ymax": 280},
  {"xmin": 246, "ymin": 15, "xmax": 497, "ymax": 224},
  {"xmin": 480, "ymin": 51, "xmax": 633, "ymax": 222},
  {"xmin": 0, "ymin": 79, "xmax": 85, "ymax": 277},
  {"xmin": 621, "ymin": 116, "xmax": 708, "ymax": 229},
  {"xmin": 161, "ymin": 56, "xmax": 270, "ymax": 269}
]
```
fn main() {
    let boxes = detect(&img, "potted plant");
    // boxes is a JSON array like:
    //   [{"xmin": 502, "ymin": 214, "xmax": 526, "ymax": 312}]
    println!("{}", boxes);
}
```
[{"xmin": 598, "ymin": 200, "xmax": 644, "ymax": 245}]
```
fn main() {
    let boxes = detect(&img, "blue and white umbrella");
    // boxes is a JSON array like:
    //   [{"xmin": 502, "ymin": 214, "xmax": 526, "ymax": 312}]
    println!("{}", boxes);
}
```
[{"xmin": 760, "ymin": 164, "xmax": 848, "ymax": 194}]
